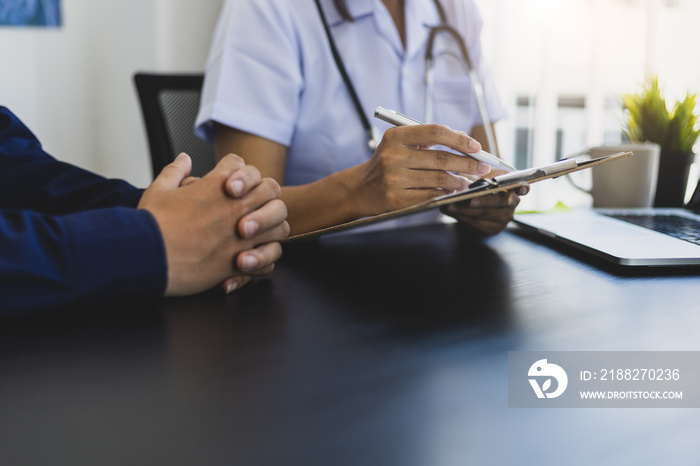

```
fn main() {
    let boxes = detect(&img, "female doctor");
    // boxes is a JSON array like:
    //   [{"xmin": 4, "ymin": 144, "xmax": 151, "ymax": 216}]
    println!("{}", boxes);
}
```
[{"xmin": 196, "ymin": 0, "xmax": 526, "ymax": 236}]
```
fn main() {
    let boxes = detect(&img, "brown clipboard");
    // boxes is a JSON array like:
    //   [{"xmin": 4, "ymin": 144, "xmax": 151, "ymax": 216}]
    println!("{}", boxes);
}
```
[{"xmin": 287, "ymin": 151, "xmax": 632, "ymax": 242}]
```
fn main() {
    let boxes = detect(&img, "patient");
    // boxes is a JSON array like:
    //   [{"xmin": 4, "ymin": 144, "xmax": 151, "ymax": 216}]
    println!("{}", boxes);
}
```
[{"xmin": 0, "ymin": 107, "xmax": 289, "ymax": 314}]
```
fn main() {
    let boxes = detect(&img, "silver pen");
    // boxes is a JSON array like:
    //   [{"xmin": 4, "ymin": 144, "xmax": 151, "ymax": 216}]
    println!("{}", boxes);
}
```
[{"xmin": 374, "ymin": 106, "xmax": 516, "ymax": 172}]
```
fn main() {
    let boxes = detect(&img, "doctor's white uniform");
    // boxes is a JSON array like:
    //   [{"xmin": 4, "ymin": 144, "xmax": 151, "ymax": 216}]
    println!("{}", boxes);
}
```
[{"xmin": 196, "ymin": 0, "xmax": 506, "ymax": 231}]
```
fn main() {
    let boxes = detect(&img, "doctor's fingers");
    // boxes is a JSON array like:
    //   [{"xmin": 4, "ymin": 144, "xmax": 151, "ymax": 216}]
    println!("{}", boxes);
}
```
[
  {"xmin": 404, "ymin": 147, "xmax": 492, "ymax": 177},
  {"xmin": 442, "ymin": 204, "xmax": 516, "ymax": 236},
  {"xmin": 468, "ymin": 190, "xmax": 522, "ymax": 209},
  {"xmin": 384, "ymin": 124, "xmax": 482, "ymax": 155},
  {"xmin": 441, "ymin": 198, "xmax": 515, "ymax": 227},
  {"xmin": 238, "ymin": 199, "xmax": 289, "ymax": 240},
  {"xmin": 444, "ymin": 201, "xmax": 517, "ymax": 221},
  {"xmin": 401, "ymin": 168, "xmax": 470, "ymax": 192},
  {"xmin": 378, "ymin": 187, "xmax": 452, "ymax": 212}
]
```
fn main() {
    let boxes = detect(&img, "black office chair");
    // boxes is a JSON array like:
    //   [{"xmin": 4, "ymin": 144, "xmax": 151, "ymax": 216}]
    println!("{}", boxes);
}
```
[{"xmin": 133, "ymin": 72, "xmax": 216, "ymax": 179}]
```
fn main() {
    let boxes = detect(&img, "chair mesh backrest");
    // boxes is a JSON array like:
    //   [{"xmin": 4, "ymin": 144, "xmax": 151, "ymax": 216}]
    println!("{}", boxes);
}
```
[
  {"xmin": 158, "ymin": 89, "xmax": 215, "ymax": 178},
  {"xmin": 134, "ymin": 73, "xmax": 216, "ymax": 179}
]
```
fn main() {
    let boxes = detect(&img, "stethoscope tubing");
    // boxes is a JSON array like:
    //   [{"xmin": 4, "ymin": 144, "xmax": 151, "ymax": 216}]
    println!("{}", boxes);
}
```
[{"xmin": 316, "ymin": 0, "xmax": 495, "ymax": 152}]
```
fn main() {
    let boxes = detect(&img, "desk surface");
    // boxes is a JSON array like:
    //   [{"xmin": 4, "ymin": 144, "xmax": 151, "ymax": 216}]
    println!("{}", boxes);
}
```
[{"xmin": 1, "ymin": 223, "xmax": 699, "ymax": 465}]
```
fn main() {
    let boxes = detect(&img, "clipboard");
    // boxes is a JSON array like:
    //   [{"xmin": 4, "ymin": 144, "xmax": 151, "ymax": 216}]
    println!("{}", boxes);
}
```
[{"xmin": 287, "ymin": 151, "xmax": 632, "ymax": 242}]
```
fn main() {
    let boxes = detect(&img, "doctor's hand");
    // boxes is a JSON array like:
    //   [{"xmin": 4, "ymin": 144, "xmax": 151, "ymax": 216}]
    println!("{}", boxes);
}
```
[
  {"xmin": 355, "ymin": 124, "xmax": 492, "ymax": 216},
  {"xmin": 138, "ymin": 153, "xmax": 289, "ymax": 297},
  {"xmin": 441, "ymin": 184, "xmax": 529, "ymax": 236}
]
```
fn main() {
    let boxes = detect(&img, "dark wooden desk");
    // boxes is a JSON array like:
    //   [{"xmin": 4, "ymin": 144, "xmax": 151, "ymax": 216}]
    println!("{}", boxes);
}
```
[{"xmin": 2, "ymin": 223, "xmax": 699, "ymax": 465}]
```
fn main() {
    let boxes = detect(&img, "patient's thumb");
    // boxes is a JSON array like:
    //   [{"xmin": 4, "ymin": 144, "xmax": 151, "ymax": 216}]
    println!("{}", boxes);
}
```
[{"xmin": 152, "ymin": 153, "xmax": 192, "ymax": 190}]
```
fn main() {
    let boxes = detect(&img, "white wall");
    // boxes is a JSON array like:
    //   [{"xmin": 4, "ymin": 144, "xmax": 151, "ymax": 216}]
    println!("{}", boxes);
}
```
[{"xmin": 0, "ymin": 0, "xmax": 224, "ymax": 188}]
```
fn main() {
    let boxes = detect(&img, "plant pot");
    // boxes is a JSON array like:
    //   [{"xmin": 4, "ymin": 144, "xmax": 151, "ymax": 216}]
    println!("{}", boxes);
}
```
[{"xmin": 653, "ymin": 151, "xmax": 695, "ymax": 207}]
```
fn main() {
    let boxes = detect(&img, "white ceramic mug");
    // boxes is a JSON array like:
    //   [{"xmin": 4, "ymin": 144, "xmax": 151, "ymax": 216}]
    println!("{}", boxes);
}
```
[{"xmin": 570, "ymin": 143, "xmax": 661, "ymax": 208}]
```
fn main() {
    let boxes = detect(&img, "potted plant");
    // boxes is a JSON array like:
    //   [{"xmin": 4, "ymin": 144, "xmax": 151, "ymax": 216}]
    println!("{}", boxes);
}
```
[{"xmin": 622, "ymin": 77, "xmax": 700, "ymax": 207}]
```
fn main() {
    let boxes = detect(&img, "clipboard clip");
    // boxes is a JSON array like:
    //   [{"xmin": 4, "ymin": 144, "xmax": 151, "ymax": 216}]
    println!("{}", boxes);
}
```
[
  {"xmin": 467, "ymin": 177, "xmax": 498, "ymax": 192},
  {"xmin": 493, "ymin": 158, "xmax": 578, "ymax": 185}
]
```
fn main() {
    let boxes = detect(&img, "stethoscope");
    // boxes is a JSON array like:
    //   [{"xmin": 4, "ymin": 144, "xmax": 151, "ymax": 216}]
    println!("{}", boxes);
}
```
[{"xmin": 313, "ymin": 0, "xmax": 496, "ymax": 153}]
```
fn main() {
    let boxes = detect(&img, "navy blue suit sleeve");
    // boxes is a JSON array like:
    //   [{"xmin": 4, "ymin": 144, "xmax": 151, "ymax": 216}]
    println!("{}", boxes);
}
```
[
  {"xmin": 0, "ymin": 107, "xmax": 167, "ymax": 314},
  {"xmin": 0, "ymin": 106, "xmax": 144, "ymax": 213},
  {"xmin": 0, "ymin": 208, "xmax": 167, "ymax": 314}
]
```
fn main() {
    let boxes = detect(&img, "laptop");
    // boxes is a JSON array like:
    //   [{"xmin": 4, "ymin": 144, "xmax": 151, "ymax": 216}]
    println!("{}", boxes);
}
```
[{"xmin": 513, "ymin": 177, "xmax": 700, "ymax": 266}]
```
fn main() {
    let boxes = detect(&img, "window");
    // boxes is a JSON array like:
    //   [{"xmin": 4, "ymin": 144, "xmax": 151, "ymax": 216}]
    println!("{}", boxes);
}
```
[{"xmin": 476, "ymin": 0, "xmax": 699, "ymax": 207}]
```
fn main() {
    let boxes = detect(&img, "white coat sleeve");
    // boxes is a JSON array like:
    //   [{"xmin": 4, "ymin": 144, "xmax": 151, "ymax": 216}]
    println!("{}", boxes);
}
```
[{"xmin": 196, "ymin": 0, "xmax": 304, "ymax": 147}]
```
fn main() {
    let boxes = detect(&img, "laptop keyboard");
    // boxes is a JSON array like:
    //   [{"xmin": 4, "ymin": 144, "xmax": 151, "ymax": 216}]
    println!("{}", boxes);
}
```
[{"xmin": 604, "ymin": 213, "xmax": 700, "ymax": 246}]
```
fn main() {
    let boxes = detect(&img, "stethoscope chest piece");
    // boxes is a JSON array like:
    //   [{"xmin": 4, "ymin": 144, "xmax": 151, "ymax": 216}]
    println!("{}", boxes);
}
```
[{"xmin": 368, "ymin": 127, "xmax": 379, "ymax": 151}]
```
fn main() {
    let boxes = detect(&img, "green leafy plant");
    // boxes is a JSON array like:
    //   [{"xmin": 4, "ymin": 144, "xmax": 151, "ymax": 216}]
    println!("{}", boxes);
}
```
[{"xmin": 622, "ymin": 77, "xmax": 700, "ymax": 154}]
